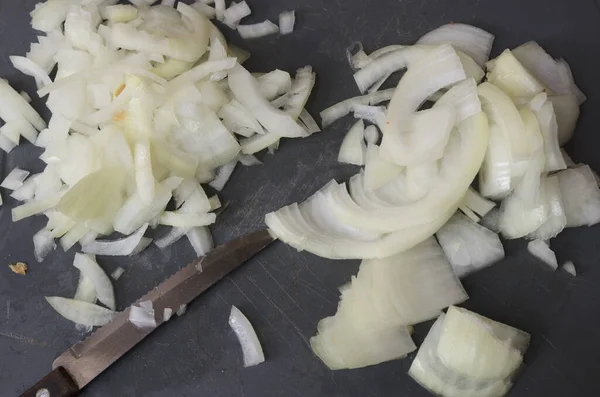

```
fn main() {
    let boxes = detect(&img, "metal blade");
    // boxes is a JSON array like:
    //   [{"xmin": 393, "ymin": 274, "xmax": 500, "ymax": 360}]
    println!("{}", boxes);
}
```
[{"xmin": 53, "ymin": 229, "xmax": 275, "ymax": 388}]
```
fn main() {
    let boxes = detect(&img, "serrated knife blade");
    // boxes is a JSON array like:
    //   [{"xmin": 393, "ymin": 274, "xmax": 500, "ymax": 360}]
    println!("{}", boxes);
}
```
[{"xmin": 19, "ymin": 229, "xmax": 275, "ymax": 397}]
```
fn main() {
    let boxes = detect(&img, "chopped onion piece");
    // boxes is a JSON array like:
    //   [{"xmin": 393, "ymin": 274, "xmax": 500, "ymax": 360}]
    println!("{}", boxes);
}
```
[
  {"xmin": 187, "ymin": 226, "xmax": 214, "ymax": 257},
  {"xmin": 437, "ymin": 212, "xmax": 504, "ymax": 278},
  {"xmin": 320, "ymin": 88, "xmax": 395, "ymax": 127},
  {"xmin": 240, "ymin": 131, "xmax": 281, "ymax": 155},
  {"xmin": 134, "ymin": 140, "xmax": 155, "ymax": 204},
  {"xmin": 12, "ymin": 193, "xmax": 62, "ymax": 222},
  {"xmin": 129, "ymin": 302, "xmax": 156, "ymax": 329},
  {"xmin": 528, "ymin": 175, "xmax": 566, "ymax": 240},
  {"xmin": 229, "ymin": 305, "xmax": 265, "ymax": 367},
  {"xmin": 353, "ymin": 45, "xmax": 430, "ymax": 94},
  {"xmin": 1, "ymin": 168, "xmax": 30, "ymax": 190},
  {"xmin": 417, "ymin": 23, "xmax": 494, "ymax": 66},
  {"xmin": 176, "ymin": 304, "xmax": 187, "ymax": 316},
  {"xmin": 338, "ymin": 120, "xmax": 366, "ymax": 166},
  {"xmin": 163, "ymin": 308, "xmax": 173, "ymax": 321},
  {"xmin": 409, "ymin": 308, "xmax": 528, "ymax": 397},
  {"xmin": 111, "ymin": 267, "xmax": 125, "ymax": 280},
  {"xmin": 73, "ymin": 253, "xmax": 115, "ymax": 310},
  {"xmin": 214, "ymin": 0, "xmax": 225, "ymax": 20},
  {"xmin": 45, "ymin": 297, "xmax": 115, "ymax": 327},
  {"xmin": 548, "ymin": 94, "xmax": 579, "ymax": 146},
  {"xmin": 257, "ymin": 70, "xmax": 292, "ymax": 100},
  {"xmin": 556, "ymin": 165, "xmax": 600, "ymax": 227},
  {"xmin": 33, "ymin": 228, "xmax": 56, "ymax": 262},
  {"xmin": 223, "ymin": 1, "xmax": 251, "ymax": 29},
  {"xmin": 326, "ymin": 112, "xmax": 488, "ymax": 233},
  {"xmin": 527, "ymin": 239, "xmax": 558, "ymax": 270},
  {"xmin": 363, "ymin": 144, "xmax": 402, "ymax": 190},
  {"xmin": 364, "ymin": 125, "xmax": 379, "ymax": 144},
  {"xmin": 382, "ymin": 44, "xmax": 465, "ymax": 165},
  {"xmin": 561, "ymin": 261, "xmax": 576, "ymax": 276},
  {"xmin": 159, "ymin": 211, "xmax": 216, "ymax": 228},
  {"xmin": 155, "ymin": 227, "xmax": 187, "ymax": 249},
  {"xmin": 73, "ymin": 275, "xmax": 97, "ymax": 304},
  {"xmin": 209, "ymin": 161, "xmax": 237, "ymax": 191},
  {"xmin": 486, "ymin": 49, "xmax": 544, "ymax": 100},
  {"xmin": 462, "ymin": 187, "xmax": 495, "ymax": 217},
  {"xmin": 102, "ymin": 5, "xmax": 138, "ymax": 23},
  {"xmin": 82, "ymin": 224, "xmax": 151, "ymax": 256},
  {"xmin": 278, "ymin": 11, "xmax": 295, "ymax": 35},
  {"xmin": 228, "ymin": 64, "xmax": 307, "ymax": 138},
  {"xmin": 527, "ymin": 93, "xmax": 566, "ymax": 172},
  {"xmin": 237, "ymin": 20, "xmax": 279, "ymax": 39},
  {"xmin": 298, "ymin": 109, "xmax": 321, "ymax": 134},
  {"xmin": 10, "ymin": 56, "xmax": 52, "ymax": 87}
]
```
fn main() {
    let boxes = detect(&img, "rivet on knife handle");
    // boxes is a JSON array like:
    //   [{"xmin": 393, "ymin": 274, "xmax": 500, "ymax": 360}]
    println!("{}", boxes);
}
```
[{"xmin": 19, "ymin": 367, "xmax": 79, "ymax": 397}]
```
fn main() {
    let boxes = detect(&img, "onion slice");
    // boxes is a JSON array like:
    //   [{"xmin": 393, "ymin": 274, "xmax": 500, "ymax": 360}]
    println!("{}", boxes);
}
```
[
  {"xmin": 417, "ymin": 23, "xmax": 494, "ymax": 66},
  {"xmin": 73, "ymin": 253, "xmax": 116, "ymax": 310},
  {"xmin": 229, "ymin": 305, "xmax": 265, "ymax": 367},
  {"xmin": 1, "ymin": 168, "xmax": 30, "ymax": 190},
  {"xmin": 436, "ymin": 212, "xmax": 504, "ymax": 278},
  {"xmin": 237, "ymin": 20, "xmax": 278, "ymax": 39},
  {"xmin": 129, "ymin": 302, "xmax": 157, "ymax": 329},
  {"xmin": 82, "ymin": 223, "xmax": 151, "ymax": 256},
  {"xmin": 338, "ymin": 120, "xmax": 366, "ymax": 166},
  {"xmin": 228, "ymin": 64, "xmax": 308, "ymax": 138},
  {"xmin": 45, "ymin": 297, "xmax": 115, "ymax": 327},
  {"xmin": 556, "ymin": 165, "xmax": 600, "ymax": 227},
  {"xmin": 279, "ymin": 11, "xmax": 295, "ymax": 35}
]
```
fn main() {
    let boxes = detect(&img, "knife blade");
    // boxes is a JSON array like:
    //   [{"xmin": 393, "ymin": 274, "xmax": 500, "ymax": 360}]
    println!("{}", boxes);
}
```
[{"xmin": 19, "ymin": 229, "xmax": 275, "ymax": 397}]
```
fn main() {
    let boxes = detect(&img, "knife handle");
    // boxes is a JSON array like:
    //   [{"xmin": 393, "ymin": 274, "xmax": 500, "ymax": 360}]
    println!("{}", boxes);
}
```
[{"xmin": 19, "ymin": 367, "xmax": 80, "ymax": 397}]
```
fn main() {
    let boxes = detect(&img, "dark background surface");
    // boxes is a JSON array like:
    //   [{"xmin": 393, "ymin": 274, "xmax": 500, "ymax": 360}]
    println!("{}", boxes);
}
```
[{"xmin": 1, "ymin": 0, "xmax": 600, "ymax": 396}]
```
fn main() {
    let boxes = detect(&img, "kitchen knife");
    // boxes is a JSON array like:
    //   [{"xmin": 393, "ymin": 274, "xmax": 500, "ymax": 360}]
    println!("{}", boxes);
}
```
[{"xmin": 19, "ymin": 229, "xmax": 275, "ymax": 397}]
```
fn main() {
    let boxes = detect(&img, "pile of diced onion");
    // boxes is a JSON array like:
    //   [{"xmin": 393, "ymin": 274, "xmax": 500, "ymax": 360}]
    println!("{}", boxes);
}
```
[
  {"xmin": 266, "ymin": 23, "xmax": 597, "ymax": 395},
  {"xmin": 0, "ymin": 0, "xmax": 314, "ymax": 332}
]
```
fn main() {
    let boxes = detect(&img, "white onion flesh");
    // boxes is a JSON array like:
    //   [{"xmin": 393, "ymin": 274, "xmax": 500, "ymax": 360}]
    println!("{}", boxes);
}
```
[
  {"xmin": 45, "ymin": 296, "xmax": 115, "ymax": 327},
  {"xmin": 73, "ymin": 253, "xmax": 115, "ymax": 310},
  {"xmin": 436, "ymin": 212, "xmax": 504, "ymax": 278},
  {"xmin": 338, "ymin": 120, "xmax": 366, "ymax": 166},
  {"xmin": 237, "ymin": 20, "xmax": 278, "ymax": 39},
  {"xmin": 462, "ymin": 187, "xmax": 495, "ymax": 217},
  {"xmin": 556, "ymin": 165, "xmax": 600, "ymax": 227},
  {"xmin": 527, "ymin": 239, "xmax": 558, "ymax": 270},
  {"xmin": 228, "ymin": 64, "xmax": 307, "ymax": 138},
  {"xmin": 363, "ymin": 144, "xmax": 402, "ymax": 190},
  {"xmin": 223, "ymin": 1, "xmax": 251, "ymax": 29},
  {"xmin": 364, "ymin": 125, "xmax": 379, "ymax": 144},
  {"xmin": 129, "ymin": 302, "xmax": 157, "ymax": 329},
  {"xmin": 548, "ymin": 94, "xmax": 579, "ymax": 146},
  {"xmin": 382, "ymin": 44, "xmax": 465, "ymax": 165},
  {"xmin": 485, "ymin": 49, "xmax": 544, "ymax": 100},
  {"xmin": 82, "ymin": 223, "xmax": 151, "ymax": 256},
  {"xmin": 186, "ymin": 226, "xmax": 214, "ymax": 257},
  {"xmin": 311, "ymin": 238, "xmax": 465, "ymax": 370},
  {"xmin": 209, "ymin": 161, "xmax": 237, "ymax": 191},
  {"xmin": 229, "ymin": 305, "xmax": 265, "ymax": 367},
  {"xmin": 561, "ymin": 261, "xmax": 576, "ymax": 276},
  {"xmin": 111, "ymin": 267, "xmax": 125, "ymax": 280},
  {"xmin": 33, "ymin": 228, "xmax": 56, "ymax": 262},
  {"xmin": 73, "ymin": 275, "xmax": 97, "ymax": 304},
  {"xmin": 279, "ymin": 11, "xmax": 295, "ymax": 35},
  {"xmin": 1, "ymin": 168, "xmax": 31, "ymax": 190},
  {"xmin": 320, "ymin": 88, "xmax": 394, "ymax": 127},
  {"xmin": 417, "ymin": 24, "xmax": 494, "ymax": 66},
  {"xmin": 163, "ymin": 308, "xmax": 173, "ymax": 321},
  {"xmin": 409, "ymin": 307, "xmax": 529, "ymax": 397},
  {"xmin": 528, "ymin": 175, "xmax": 566, "ymax": 240}
]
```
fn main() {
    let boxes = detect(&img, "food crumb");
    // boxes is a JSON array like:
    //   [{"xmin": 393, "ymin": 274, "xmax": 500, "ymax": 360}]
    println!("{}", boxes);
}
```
[{"xmin": 9, "ymin": 262, "xmax": 27, "ymax": 275}]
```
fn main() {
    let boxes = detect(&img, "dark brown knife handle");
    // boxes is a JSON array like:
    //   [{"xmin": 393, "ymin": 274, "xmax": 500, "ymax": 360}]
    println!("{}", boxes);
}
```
[{"xmin": 19, "ymin": 367, "xmax": 80, "ymax": 397}]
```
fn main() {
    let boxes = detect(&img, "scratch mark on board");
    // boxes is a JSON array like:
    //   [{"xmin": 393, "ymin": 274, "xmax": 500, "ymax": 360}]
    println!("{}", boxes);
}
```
[
  {"xmin": 258, "ymin": 260, "xmax": 313, "ymax": 321},
  {"xmin": 0, "ymin": 331, "xmax": 46, "ymax": 347},
  {"xmin": 5, "ymin": 300, "xmax": 9, "ymax": 328},
  {"xmin": 247, "ymin": 277, "xmax": 311, "ymax": 349},
  {"xmin": 541, "ymin": 333, "xmax": 559, "ymax": 352}
]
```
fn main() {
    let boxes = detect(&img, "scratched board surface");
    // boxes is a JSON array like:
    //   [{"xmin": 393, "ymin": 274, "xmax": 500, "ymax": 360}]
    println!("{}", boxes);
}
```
[{"xmin": 2, "ymin": 0, "xmax": 600, "ymax": 396}]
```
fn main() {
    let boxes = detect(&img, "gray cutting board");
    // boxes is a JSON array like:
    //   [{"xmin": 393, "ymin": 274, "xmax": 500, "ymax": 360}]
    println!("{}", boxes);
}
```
[{"xmin": 1, "ymin": 0, "xmax": 600, "ymax": 396}]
